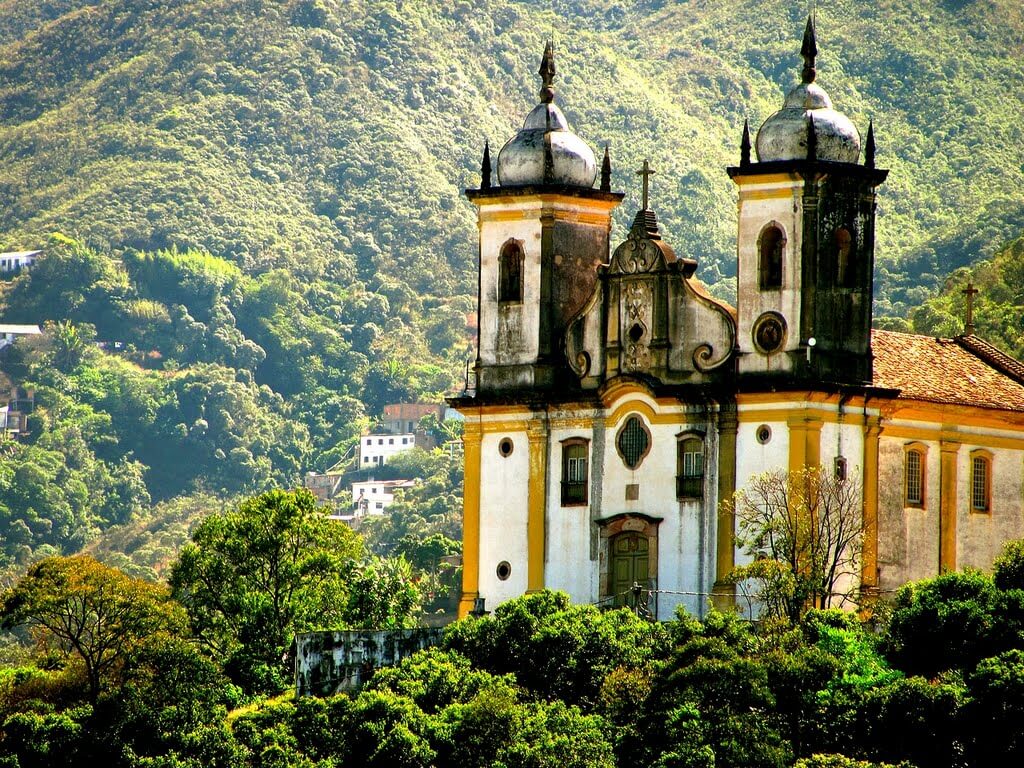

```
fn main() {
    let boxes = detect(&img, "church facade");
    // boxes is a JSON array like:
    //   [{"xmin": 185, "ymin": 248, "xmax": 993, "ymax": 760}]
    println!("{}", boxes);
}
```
[{"xmin": 450, "ymin": 24, "xmax": 1024, "ymax": 620}]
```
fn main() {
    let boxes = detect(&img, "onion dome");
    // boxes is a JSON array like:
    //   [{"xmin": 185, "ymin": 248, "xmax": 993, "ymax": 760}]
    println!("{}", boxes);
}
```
[
  {"xmin": 755, "ymin": 18, "xmax": 861, "ymax": 164},
  {"xmin": 496, "ymin": 43, "xmax": 598, "ymax": 188}
]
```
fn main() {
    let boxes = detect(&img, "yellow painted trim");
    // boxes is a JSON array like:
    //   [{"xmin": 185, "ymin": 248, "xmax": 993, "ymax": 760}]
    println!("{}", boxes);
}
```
[
  {"xmin": 549, "ymin": 416, "xmax": 600, "ymax": 431},
  {"xmin": 939, "ymin": 440, "xmax": 960, "ymax": 572},
  {"xmin": 881, "ymin": 426, "xmax": 1024, "ymax": 451},
  {"xmin": 805, "ymin": 418, "xmax": 823, "ymax": 468},
  {"xmin": 479, "ymin": 420, "xmax": 532, "ymax": 434},
  {"xmin": 738, "ymin": 391, "xmax": 872, "ymax": 407},
  {"xmin": 739, "ymin": 188, "xmax": 798, "ymax": 201},
  {"xmin": 788, "ymin": 420, "xmax": 808, "ymax": 473},
  {"xmin": 526, "ymin": 418, "xmax": 549, "ymax": 592},
  {"xmin": 861, "ymin": 419, "xmax": 881, "ymax": 591},
  {"xmin": 731, "ymin": 172, "xmax": 802, "ymax": 186},
  {"xmin": 458, "ymin": 421, "xmax": 483, "ymax": 619},
  {"xmin": 474, "ymin": 404, "xmax": 534, "ymax": 417},
  {"xmin": 738, "ymin": 408, "xmax": 869, "ymax": 426},
  {"xmin": 885, "ymin": 402, "xmax": 1024, "ymax": 430},
  {"xmin": 600, "ymin": 378, "xmax": 657, "ymax": 406},
  {"xmin": 714, "ymin": 406, "xmax": 739, "ymax": 609},
  {"xmin": 606, "ymin": 400, "xmax": 658, "ymax": 426},
  {"xmin": 479, "ymin": 209, "xmax": 614, "ymax": 226},
  {"xmin": 474, "ymin": 194, "xmax": 621, "ymax": 212}
]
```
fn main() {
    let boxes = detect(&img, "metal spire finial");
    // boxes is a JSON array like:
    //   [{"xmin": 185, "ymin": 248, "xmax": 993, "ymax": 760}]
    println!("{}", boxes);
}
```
[
  {"xmin": 481, "ymin": 140, "xmax": 492, "ymax": 190},
  {"xmin": 865, "ymin": 120, "xmax": 876, "ymax": 168},
  {"xmin": 806, "ymin": 114, "xmax": 817, "ymax": 161},
  {"xmin": 963, "ymin": 282, "xmax": 980, "ymax": 336},
  {"xmin": 637, "ymin": 159, "xmax": 655, "ymax": 211},
  {"xmin": 600, "ymin": 145, "xmax": 612, "ymax": 192},
  {"xmin": 801, "ymin": 15, "xmax": 817, "ymax": 84},
  {"xmin": 539, "ymin": 41, "xmax": 556, "ymax": 104},
  {"xmin": 740, "ymin": 120, "xmax": 751, "ymax": 166}
]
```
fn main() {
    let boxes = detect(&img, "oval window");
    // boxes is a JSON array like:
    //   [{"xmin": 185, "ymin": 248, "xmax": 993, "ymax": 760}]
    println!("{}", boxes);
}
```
[{"xmin": 616, "ymin": 416, "xmax": 651, "ymax": 469}]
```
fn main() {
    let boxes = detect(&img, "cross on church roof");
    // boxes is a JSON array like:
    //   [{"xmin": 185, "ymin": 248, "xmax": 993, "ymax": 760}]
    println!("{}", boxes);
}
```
[
  {"xmin": 637, "ymin": 159, "xmax": 655, "ymax": 211},
  {"xmin": 963, "ymin": 282, "xmax": 980, "ymax": 336}
]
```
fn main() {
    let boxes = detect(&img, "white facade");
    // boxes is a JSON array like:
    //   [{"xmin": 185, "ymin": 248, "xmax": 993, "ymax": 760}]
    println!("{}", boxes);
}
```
[
  {"xmin": 358, "ymin": 433, "xmax": 417, "ymax": 468},
  {"xmin": 0, "ymin": 324, "xmax": 42, "ymax": 350},
  {"xmin": 0, "ymin": 251, "xmax": 41, "ymax": 273},
  {"xmin": 351, "ymin": 478, "xmax": 416, "ymax": 515},
  {"xmin": 471, "ymin": 390, "xmax": 726, "ymax": 621}
]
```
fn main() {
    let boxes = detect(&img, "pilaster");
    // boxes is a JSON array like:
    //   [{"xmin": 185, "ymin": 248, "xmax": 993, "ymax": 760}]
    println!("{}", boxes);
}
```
[
  {"xmin": 457, "ymin": 420, "xmax": 483, "ymax": 618},
  {"xmin": 526, "ymin": 416, "xmax": 549, "ymax": 592},
  {"xmin": 939, "ymin": 439, "xmax": 960, "ymax": 573},
  {"xmin": 713, "ymin": 403, "xmax": 739, "ymax": 610}
]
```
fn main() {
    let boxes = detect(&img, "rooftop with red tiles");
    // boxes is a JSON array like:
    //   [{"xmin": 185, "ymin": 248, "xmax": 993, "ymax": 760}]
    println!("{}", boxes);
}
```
[{"xmin": 872, "ymin": 329, "xmax": 1024, "ymax": 412}]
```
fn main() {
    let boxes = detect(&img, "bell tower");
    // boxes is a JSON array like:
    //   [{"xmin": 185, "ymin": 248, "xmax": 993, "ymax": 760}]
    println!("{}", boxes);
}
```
[
  {"xmin": 728, "ymin": 18, "xmax": 887, "ymax": 385},
  {"xmin": 467, "ymin": 44, "xmax": 623, "ymax": 394}
]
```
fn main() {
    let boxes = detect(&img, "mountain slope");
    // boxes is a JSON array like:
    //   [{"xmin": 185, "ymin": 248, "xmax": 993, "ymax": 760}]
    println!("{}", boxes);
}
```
[{"xmin": 0, "ymin": 0, "xmax": 1021, "ymax": 313}]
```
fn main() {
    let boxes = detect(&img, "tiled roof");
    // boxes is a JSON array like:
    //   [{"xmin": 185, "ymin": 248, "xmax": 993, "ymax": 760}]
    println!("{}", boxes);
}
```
[{"xmin": 872, "ymin": 329, "xmax": 1024, "ymax": 411}]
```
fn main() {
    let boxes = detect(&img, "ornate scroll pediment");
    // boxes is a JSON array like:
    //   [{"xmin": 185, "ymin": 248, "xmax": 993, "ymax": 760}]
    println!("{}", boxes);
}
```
[{"xmin": 608, "ymin": 210, "xmax": 675, "ymax": 275}]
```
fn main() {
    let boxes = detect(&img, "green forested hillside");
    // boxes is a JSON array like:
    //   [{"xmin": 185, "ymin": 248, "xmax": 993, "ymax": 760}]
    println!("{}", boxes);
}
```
[
  {"xmin": 0, "ymin": 0, "xmax": 1023, "ymax": 572},
  {"xmin": 0, "ymin": 0, "xmax": 1022, "ymax": 312},
  {"xmin": 904, "ymin": 234, "xmax": 1024, "ymax": 357}
]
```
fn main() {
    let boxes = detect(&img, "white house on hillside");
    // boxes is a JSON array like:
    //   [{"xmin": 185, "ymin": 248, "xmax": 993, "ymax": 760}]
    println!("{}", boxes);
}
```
[{"xmin": 0, "ymin": 251, "xmax": 42, "ymax": 273}]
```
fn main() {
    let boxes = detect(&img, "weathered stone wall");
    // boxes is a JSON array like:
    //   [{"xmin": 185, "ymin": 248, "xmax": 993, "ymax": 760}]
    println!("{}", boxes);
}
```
[{"xmin": 294, "ymin": 628, "xmax": 445, "ymax": 697}]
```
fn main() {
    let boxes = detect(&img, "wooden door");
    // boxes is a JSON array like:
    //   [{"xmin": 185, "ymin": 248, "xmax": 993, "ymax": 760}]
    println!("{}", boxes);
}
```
[{"xmin": 611, "ymin": 533, "xmax": 650, "ymax": 607}]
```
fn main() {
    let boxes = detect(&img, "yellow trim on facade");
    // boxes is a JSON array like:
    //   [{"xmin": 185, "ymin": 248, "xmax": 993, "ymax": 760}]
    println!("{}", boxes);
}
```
[
  {"xmin": 526, "ymin": 418, "xmax": 549, "ymax": 593},
  {"xmin": 738, "ymin": 390, "xmax": 873, "ymax": 407},
  {"xmin": 730, "ymin": 172, "xmax": 801, "ymax": 186},
  {"xmin": 478, "ymin": 420, "xmax": 531, "ymax": 434},
  {"xmin": 738, "ymin": 188, "xmax": 799, "ymax": 201},
  {"xmin": 939, "ymin": 440, "xmax": 960, "ymax": 572},
  {"xmin": 884, "ymin": 402, "xmax": 1024, "ymax": 431},
  {"xmin": 479, "ymin": 209, "xmax": 614, "ymax": 226},
  {"xmin": 457, "ymin": 421, "xmax": 483, "ymax": 619},
  {"xmin": 880, "ymin": 425, "xmax": 1024, "ymax": 451},
  {"xmin": 738, "ymin": 408, "xmax": 872, "ymax": 427},
  {"xmin": 713, "ymin": 407, "xmax": 739, "ymax": 610},
  {"xmin": 861, "ymin": 418, "xmax": 882, "ymax": 593}
]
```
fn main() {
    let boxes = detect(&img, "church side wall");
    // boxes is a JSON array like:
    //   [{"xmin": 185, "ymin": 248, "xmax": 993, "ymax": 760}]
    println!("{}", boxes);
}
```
[{"xmin": 876, "ymin": 418, "xmax": 1024, "ymax": 594}]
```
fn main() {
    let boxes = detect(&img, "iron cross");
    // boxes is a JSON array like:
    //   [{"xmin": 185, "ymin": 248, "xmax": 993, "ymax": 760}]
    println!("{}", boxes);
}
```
[
  {"xmin": 637, "ymin": 160, "xmax": 655, "ymax": 210},
  {"xmin": 963, "ymin": 282, "xmax": 979, "ymax": 335}
]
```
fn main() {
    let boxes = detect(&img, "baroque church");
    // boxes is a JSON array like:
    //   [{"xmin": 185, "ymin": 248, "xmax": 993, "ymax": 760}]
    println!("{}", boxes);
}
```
[{"xmin": 450, "ymin": 21, "xmax": 1024, "ymax": 620}]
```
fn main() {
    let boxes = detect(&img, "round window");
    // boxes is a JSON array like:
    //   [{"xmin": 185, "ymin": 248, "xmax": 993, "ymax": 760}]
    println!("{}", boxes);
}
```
[
  {"xmin": 752, "ymin": 312, "xmax": 787, "ymax": 355},
  {"xmin": 616, "ymin": 416, "xmax": 651, "ymax": 469},
  {"xmin": 498, "ymin": 438, "xmax": 514, "ymax": 457},
  {"xmin": 756, "ymin": 425, "xmax": 772, "ymax": 444},
  {"xmin": 496, "ymin": 561, "xmax": 512, "ymax": 581}
]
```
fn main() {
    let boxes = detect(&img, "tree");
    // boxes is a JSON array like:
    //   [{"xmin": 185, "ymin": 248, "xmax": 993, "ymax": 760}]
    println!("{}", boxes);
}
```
[
  {"xmin": 728, "ymin": 467, "xmax": 865, "ymax": 622},
  {"xmin": 169, "ymin": 488, "xmax": 420, "ymax": 693},
  {"xmin": 883, "ymin": 570, "xmax": 998, "ymax": 678},
  {"xmin": 0, "ymin": 555, "xmax": 187, "ymax": 702}
]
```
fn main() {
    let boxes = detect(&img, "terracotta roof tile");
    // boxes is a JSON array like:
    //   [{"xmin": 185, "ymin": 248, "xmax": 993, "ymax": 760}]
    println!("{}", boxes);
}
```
[{"xmin": 872, "ymin": 329, "xmax": 1024, "ymax": 411}]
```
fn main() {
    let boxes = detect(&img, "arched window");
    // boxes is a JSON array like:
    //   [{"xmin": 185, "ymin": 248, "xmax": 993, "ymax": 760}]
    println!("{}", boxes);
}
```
[
  {"xmin": 835, "ymin": 227, "xmax": 853, "ymax": 287},
  {"xmin": 561, "ymin": 438, "xmax": 589, "ymax": 506},
  {"xmin": 758, "ymin": 224, "xmax": 784, "ymax": 290},
  {"xmin": 498, "ymin": 241, "xmax": 524, "ymax": 303},
  {"xmin": 970, "ymin": 450, "xmax": 993, "ymax": 513},
  {"xmin": 904, "ymin": 443, "xmax": 927, "ymax": 507},
  {"xmin": 676, "ymin": 435, "xmax": 704, "ymax": 499}
]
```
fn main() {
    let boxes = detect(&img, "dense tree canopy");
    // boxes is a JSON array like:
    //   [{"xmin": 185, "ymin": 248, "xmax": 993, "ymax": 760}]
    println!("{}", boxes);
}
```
[
  {"xmin": 169, "ymin": 488, "xmax": 421, "ymax": 693},
  {"xmin": 0, "ymin": 555, "xmax": 186, "ymax": 702}
]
